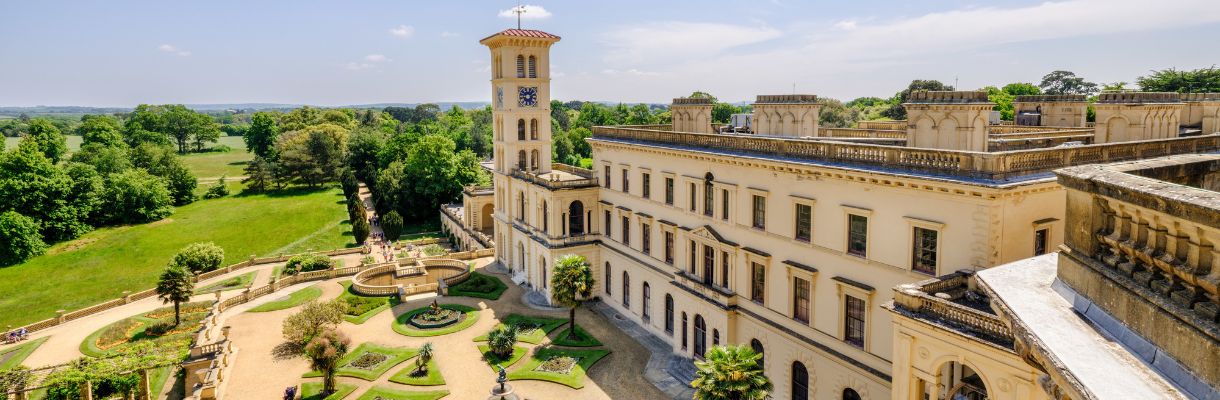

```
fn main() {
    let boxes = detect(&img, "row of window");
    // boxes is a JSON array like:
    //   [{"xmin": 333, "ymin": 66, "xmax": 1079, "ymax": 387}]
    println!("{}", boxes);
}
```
[
  {"xmin": 515, "ymin": 118, "xmax": 541, "ymax": 140},
  {"xmin": 495, "ymin": 54, "xmax": 539, "ymax": 79}
]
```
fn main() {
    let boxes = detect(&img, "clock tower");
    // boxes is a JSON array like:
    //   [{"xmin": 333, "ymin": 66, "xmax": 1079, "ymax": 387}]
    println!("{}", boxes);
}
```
[{"xmin": 480, "ymin": 29, "xmax": 559, "ymax": 176}]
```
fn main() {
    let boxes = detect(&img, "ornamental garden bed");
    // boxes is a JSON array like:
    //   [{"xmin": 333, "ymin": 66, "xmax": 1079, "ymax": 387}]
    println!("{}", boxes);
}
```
[
  {"xmin": 80, "ymin": 301, "xmax": 212, "ymax": 357},
  {"xmin": 392, "ymin": 304, "xmax": 479, "ymax": 337},
  {"xmin": 303, "ymin": 343, "xmax": 417, "ymax": 381},
  {"xmin": 388, "ymin": 357, "xmax": 444, "ymax": 386},
  {"xmin": 507, "ymin": 347, "xmax": 612, "ymax": 389},
  {"xmin": 247, "ymin": 284, "xmax": 323, "ymax": 312},
  {"xmin": 472, "ymin": 314, "xmax": 567, "ymax": 345},
  {"xmin": 193, "ymin": 271, "xmax": 256, "ymax": 295},
  {"xmin": 338, "ymin": 282, "xmax": 396, "ymax": 324},
  {"xmin": 551, "ymin": 324, "xmax": 603, "ymax": 347},
  {"xmin": 354, "ymin": 386, "xmax": 449, "ymax": 400},
  {"xmin": 300, "ymin": 382, "xmax": 357, "ymax": 400},
  {"xmin": 447, "ymin": 272, "xmax": 507, "ymax": 300},
  {"xmin": 477, "ymin": 344, "xmax": 528, "ymax": 371}
]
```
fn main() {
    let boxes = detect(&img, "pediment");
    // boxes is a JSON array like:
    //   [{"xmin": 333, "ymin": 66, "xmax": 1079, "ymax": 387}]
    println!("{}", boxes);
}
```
[{"xmin": 689, "ymin": 225, "xmax": 738, "ymax": 247}]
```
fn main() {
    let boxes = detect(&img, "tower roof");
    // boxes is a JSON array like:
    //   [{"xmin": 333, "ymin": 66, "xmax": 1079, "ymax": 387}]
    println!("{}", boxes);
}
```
[{"xmin": 480, "ymin": 29, "xmax": 561, "ymax": 43}]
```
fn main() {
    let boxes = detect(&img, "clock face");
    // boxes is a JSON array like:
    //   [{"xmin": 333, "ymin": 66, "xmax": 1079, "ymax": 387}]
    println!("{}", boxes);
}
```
[{"xmin": 518, "ymin": 86, "xmax": 538, "ymax": 107}]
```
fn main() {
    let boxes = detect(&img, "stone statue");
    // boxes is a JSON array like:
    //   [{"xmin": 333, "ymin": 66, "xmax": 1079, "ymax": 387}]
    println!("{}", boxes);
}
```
[{"xmin": 497, "ymin": 364, "xmax": 507, "ymax": 383}]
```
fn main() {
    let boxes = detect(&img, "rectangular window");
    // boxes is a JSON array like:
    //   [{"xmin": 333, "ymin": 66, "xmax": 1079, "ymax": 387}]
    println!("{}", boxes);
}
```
[
  {"xmin": 642, "ymin": 224, "xmax": 651, "ymax": 255},
  {"xmin": 795, "ymin": 204, "xmax": 812, "ymax": 242},
  {"xmin": 664, "ymin": 231, "xmax": 674, "ymax": 264},
  {"xmin": 848, "ymin": 214, "xmax": 868, "ymax": 257},
  {"xmin": 750, "ymin": 263, "xmax": 765, "ymax": 304},
  {"xmin": 721, "ymin": 189, "xmax": 729, "ymax": 221},
  {"xmin": 665, "ymin": 178, "xmax": 674, "ymax": 205},
  {"xmin": 703, "ymin": 183, "xmax": 714, "ymax": 217},
  {"xmin": 1034, "ymin": 228, "xmax": 1049, "ymax": 256},
  {"xmin": 793, "ymin": 277, "xmax": 810, "ymax": 323},
  {"xmin": 642, "ymin": 173, "xmax": 651, "ymax": 199},
  {"xmin": 702, "ymin": 245, "xmax": 714, "ymax": 286},
  {"xmin": 912, "ymin": 227, "xmax": 938, "ymax": 275},
  {"xmin": 689, "ymin": 240, "xmax": 696, "ymax": 274},
  {"xmin": 720, "ymin": 251, "xmax": 729, "ymax": 288},
  {"xmin": 845, "ymin": 295, "xmax": 866, "ymax": 348},
  {"xmin": 603, "ymin": 166, "xmax": 611, "ymax": 189},
  {"xmin": 622, "ymin": 216, "xmax": 630, "ymax": 244},
  {"xmin": 689, "ymin": 183, "xmax": 696, "ymax": 211},
  {"xmin": 604, "ymin": 211, "xmax": 611, "ymax": 237},
  {"xmin": 622, "ymin": 169, "xmax": 629, "ymax": 193},
  {"xmin": 752, "ymin": 195, "xmax": 766, "ymax": 229}
]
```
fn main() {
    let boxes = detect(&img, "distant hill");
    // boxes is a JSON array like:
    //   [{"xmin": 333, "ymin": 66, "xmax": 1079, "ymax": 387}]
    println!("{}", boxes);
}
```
[{"xmin": 0, "ymin": 101, "xmax": 493, "ymax": 116}]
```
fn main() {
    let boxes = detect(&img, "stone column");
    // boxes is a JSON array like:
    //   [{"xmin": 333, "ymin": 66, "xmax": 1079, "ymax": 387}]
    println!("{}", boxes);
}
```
[
  {"xmin": 80, "ymin": 380, "xmax": 93, "ymax": 400},
  {"xmin": 138, "ymin": 369, "xmax": 151, "ymax": 400}
]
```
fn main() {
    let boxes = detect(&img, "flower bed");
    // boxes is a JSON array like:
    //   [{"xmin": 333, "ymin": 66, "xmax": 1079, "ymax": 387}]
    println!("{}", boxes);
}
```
[
  {"xmin": 304, "ymin": 343, "xmax": 417, "ymax": 381},
  {"xmin": 408, "ymin": 308, "xmax": 461, "ymax": 329},
  {"xmin": 536, "ymin": 356, "xmax": 581, "ymax": 375},
  {"xmin": 346, "ymin": 352, "xmax": 389, "ymax": 371},
  {"xmin": 392, "ymin": 304, "xmax": 480, "ymax": 337},
  {"xmin": 82, "ymin": 302, "xmax": 212, "ymax": 357}
]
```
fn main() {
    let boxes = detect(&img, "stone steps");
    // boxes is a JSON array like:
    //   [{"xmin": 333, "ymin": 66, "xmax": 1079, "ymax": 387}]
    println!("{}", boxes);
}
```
[{"xmin": 666, "ymin": 356, "xmax": 698, "ymax": 385}]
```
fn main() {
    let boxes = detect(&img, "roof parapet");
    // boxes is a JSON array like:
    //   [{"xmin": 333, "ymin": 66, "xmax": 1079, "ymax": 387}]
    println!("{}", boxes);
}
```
[
  {"xmin": 754, "ymin": 94, "xmax": 819, "ymax": 104},
  {"xmin": 672, "ymin": 97, "xmax": 714, "ymax": 106},
  {"xmin": 1097, "ymin": 91, "xmax": 1182, "ymax": 104},
  {"xmin": 905, "ymin": 90, "xmax": 991, "ymax": 104},
  {"xmin": 1181, "ymin": 93, "xmax": 1220, "ymax": 102},
  {"xmin": 1013, "ymin": 94, "xmax": 1087, "ymax": 103}
]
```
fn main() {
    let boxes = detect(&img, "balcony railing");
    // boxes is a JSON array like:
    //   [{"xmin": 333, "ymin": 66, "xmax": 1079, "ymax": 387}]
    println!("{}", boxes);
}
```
[
  {"xmin": 592, "ymin": 125, "xmax": 1220, "ymax": 181},
  {"xmin": 892, "ymin": 271, "xmax": 1014, "ymax": 347},
  {"xmin": 463, "ymin": 185, "xmax": 493, "ymax": 197},
  {"xmin": 673, "ymin": 270, "xmax": 736, "ymax": 309},
  {"xmin": 509, "ymin": 168, "xmax": 599, "ymax": 189}
]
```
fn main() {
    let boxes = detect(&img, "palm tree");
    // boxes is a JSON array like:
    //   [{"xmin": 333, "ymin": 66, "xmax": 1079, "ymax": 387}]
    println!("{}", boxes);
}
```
[
  {"xmin": 155, "ymin": 263, "xmax": 194, "ymax": 325},
  {"xmin": 304, "ymin": 328, "xmax": 351, "ymax": 396},
  {"xmin": 691, "ymin": 345, "xmax": 772, "ymax": 400},
  {"xmin": 416, "ymin": 342, "xmax": 434, "ymax": 373},
  {"xmin": 487, "ymin": 325, "xmax": 520, "ymax": 358},
  {"xmin": 550, "ymin": 254, "xmax": 594, "ymax": 340}
]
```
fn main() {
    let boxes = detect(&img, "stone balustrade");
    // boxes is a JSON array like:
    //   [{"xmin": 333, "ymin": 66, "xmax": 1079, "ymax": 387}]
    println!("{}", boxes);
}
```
[
  {"xmin": 672, "ymin": 97, "xmax": 713, "ymax": 105},
  {"xmin": 857, "ymin": 120, "xmax": 907, "ymax": 130},
  {"xmin": 891, "ymin": 271, "xmax": 1014, "ymax": 347},
  {"xmin": 1098, "ymin": 91, "xmax": 1182, "ymax": 103},
  {"xmin": 591, "ymin": 125, "xmax": 1220, "ymax": 181},
  {"xmin": 1013, "ymin": 94, "xmax": 1087, "ymax": 103},
  {"xmin": 820, "ymin": 127, "xmax": 906, "ymax": 139},
  {"xmin": 755, "ymin": 94, "xmax": 818, "ymax": 104},
  {"xmin": 905, "ymin": 90, "xmax": 991, "ymax": 104},
  {"xmin": 509, "ymin": 169, "xmax": 599, "ymax": 189},
  {"xmin": 673, "ymin": 271, "xmax": 736, "ymax": 309}
]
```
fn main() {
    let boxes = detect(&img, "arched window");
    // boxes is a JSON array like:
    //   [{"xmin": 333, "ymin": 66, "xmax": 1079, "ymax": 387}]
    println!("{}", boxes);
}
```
[
  {"xmin": 681, "ymin": 312, "xmax": 688, "ymax": 350},
  {"xmin": 604, "ymin": 262, "xmax": 612, "ymax": 294},
  {"xmin": 712, "ymin": 329, "xmax": 719, "ymax": 346},
  {"xmin": 528, "ymin": 55, "xmax": 537, "ymax": 78},
  {"xmin": 517, "ymin": 119, "xmax": 526, "ymax": 140},
  {"xmin": 665, "ymin": 294, "xmax": 675, "ymax": 334},
  {"xmin": 516, "ymin": 55, "xmax": 525, "ymax": 78},
  {"xmin": 540, "ymin": 256, "xmax": 548, "ymax": 289},
  {"xmin": 541, "ymin": 200, "xmax": 548, "ymax": 232},
  {"xmin": 530, "ymin": 118, "xmax": 538, "ymax": 140},
  {"xmin": 642, "ymin": 282, "xmax": 651, "ymax": 322},
  {"xmin": 568, "ymin": 201, "xmax": 585, "ymax": 235},
  {"xmin": 530, "ymin": 149, "xmax": 539, "ymax": 171},
  {"xmin": 792, "ymin": 362, "xmax": 809, "ymax": 400},
  {"xmin": 842, "ymin": 389, "xmax": 861, "ymax": 400},
  {"xmin": 750, "ymin": 339, "xmax": 764, "ymax": 368},
  {"xmin": 517, "ymin": 150, "xmax": 526, "ymax": 170},
  {"xmin": 693, "ymin": 315, "xmax": 706, "ymax": 359},
  {"xmin": 703, "ymin": 172, "xmax": 715, "ymax": 217},
  {"xmin": 622, "ymin": 271, "xmax": 630, "ymax": 308}
]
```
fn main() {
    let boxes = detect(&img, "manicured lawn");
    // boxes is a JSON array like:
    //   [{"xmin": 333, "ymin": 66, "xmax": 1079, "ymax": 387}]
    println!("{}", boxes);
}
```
[
  {"xmin": 303, "ymin": 343, "xmax": 417, "ymax": 381},
  {"xmin": 506, "ymin": 347, "xmax": 612, "ymax": 389},
  {"xmin": 179, "ymin": 136, "xmax": 250, "ymax": 178},
  {"xmin": 447, "ymin": 272, "xmax": 506, "ymax": 300},
  {"xmin": 79, "ymin": 302, "xmax": 210, "ymax": 357},
  {"xmin": 355, "ymin": 387, "xmax": 449, "ymax": 400},
  {"xmin": 0, "ymin": 337, "xmax": 48, "ymax": 369},
  {"xmin": 247, "ymin": 285, "xmax": 323, "ymax": 312},
  {"xmin": 338, "ymin": 282, "xmax": 395, "ymax": 324},
  {"xmin": 388, "ymin": 358, "xmax": 445, "ymax": 386},
  {"xmin": 551, "ymin": 324, "xmax": 603, "ymax": 347},
  {"xmin": 0, "ymin": 187, "xmax": 353, "ymax": 328},
  {"xmin": 193, "ymin": 271, "xmax": 257, "ymax": 294},
  {"xmin": 392, "ymin": 304, "xmax": 480, "ymax": 337},
  {"xmin": 301, "ymin": 382, "xmax": 357, "ymax": 400},
  {"xmin": 477, "ymin": 344, "xmax": 528, "ymax": 371},
  {"xmin": 473, "ymin": 314, "xmax": 567, "ymax": 345}
]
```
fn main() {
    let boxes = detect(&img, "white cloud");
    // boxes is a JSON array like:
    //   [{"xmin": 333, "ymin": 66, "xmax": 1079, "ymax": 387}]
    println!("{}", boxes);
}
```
[
  {"xmin": 157, "ymin": 44, "xmax": 191, "ymax": 57},
  {"xmin": 389, "ymin": 25, "xmax": 414, "ymax": 38},
  {"xmin": 498, "ymin": 5, "xmax": 551, "ymax": 20},
  {"xmin": 345, "ymin": 62, "xmax": 373, "ymax": 71},
  {"xmin": 601, "ymin": 68, "xmax": 660, "ymax": 76},
  {"xmin": 440, "ymin": 31, "xmax": 460, "ymax": 38},
  {"xmin": 364, "ymin": 54, "xmax": 389, "ymax": 62},
  {"xmin": 832, "ymin": 20, "xmax": 857, "ymax": 30},
  {"xmin": 601, "ymin": 22, "xmax": 781, "ymax": 65}
]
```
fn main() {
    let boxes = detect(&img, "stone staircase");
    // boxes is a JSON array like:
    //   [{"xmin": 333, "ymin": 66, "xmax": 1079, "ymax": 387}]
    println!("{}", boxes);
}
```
[
  {"xmin": 588, "ymin": 301, "xmax": 696, "ymax": 400},
  {"xmin": 666, "ymin": 355, "xmax": 698, "ymax": 385}
]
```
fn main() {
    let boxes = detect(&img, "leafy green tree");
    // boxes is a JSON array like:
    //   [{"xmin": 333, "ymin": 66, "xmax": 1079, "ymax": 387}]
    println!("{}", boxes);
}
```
[
  {"xmin": 346, "ymin": 128, "xmax": 385, "ymax": 182},
  {"xmin": 550, "ymin": 254, "xmax": 594, "ymax": 339},
  {"xmin": 242, "ymin": 156, "xmax": 274, "ymax": 193},
  {"xmin": 486, "ymin": 325, "xmax": 520, "ymax": 358},
  {"xmin": 203, "ymin": 176, "xmax": 230, "ymax": 199},
  {"xmin": 99, "ymin": 169, "xmax": 173, "ymax": 224},
  {"xmin": 1001, "ymin": 82, "xmax": 1041, "ymax": 96},
  {"xmin": 340, "ymin": 169, "xmax": 359, "ymax": 198},
  {"xmin": 1039, "ymin": 70, "xmax": 1099, "ymax": 96},
  {"xmin": 76, "ymin": 115, "xmax": 124, "ymax": 147},
  {"xmin": 689, "ymin": 91, "xmax": 717, "ymax": 102},
  {"xmin": 154, "ymin": 157, "xmax": 197, "ymax": 206},
  {"xmin": 71, "ymin": 143, "xmax": 132, "ymax": 176},
  {"xmin": 125, "ymin": 104, "xmax": 219, "ymax": 153},
  {"xmin": 352, "ymin": 214, "xmax": 370, "ymax": 244},
  {"xmin": 282, "ymin": 299, "xmax": 346, "ymax": 345},
  {"xmin": 155, "ymin": 263, "xmax": 194, "ymax": 325},
  {"xmin": 818, "ymin": 98, "xmax": 855, "ymax": 128},
  {"xmin": 395, "ymin": 135, "xmax": 482, "ymax": 220},
  {"xmin": 881, "ymin": 80, "xmax": 954, "ymax": 120},
  {"xmin": 277, "ymin": 123, "xmax": 349, "ymax": 187},
  {"xmin": 625, "ymin": 103, "xmax": 657, "ymax": 125},
  {"xmin": 305, "ymin": 328, "xmax": 350, "ymax": 397},
  {"xmin": 1102, "ymin": 82, "xmax": 1129, "ymax": 91},
  {"xmin": 552, "ymin": 129, "xmax": 576, "ymax": 165},
  {"xmin": 0, "ymin": 141, "xmax": 95, "ymax": 242},
  {"xmin": 711, "ymin": 103, "xmax": 741, "ymax": 124},
  {"xmin": 691, "ymin": 345, "xmax": 772, "ymax": 400},
  {"xmin": 0, "ymin": 211, "xmax": 46, "ymax": 266},
  {"xmin": 381, "ymin": 210, "xmax": 403, "ymax": 241},
  {"xmin": 568, "ymin": 127, "xmax": 592, "ymax": 160},
  {"xmin": 1137, "ymin": 66, "xmax": 1220, "ymax": 92},
  {"xmin": 550, "ymin": 101, "xmax": 572, "ymax": 131},
  {"xmin": 243, "ymin": 112, "xmax": 280, "ymax": 160},
  {"xmin": 170, "ymin": 242, "xmax": 225, "ymax": 274},
  {"xmin": 24, "ymin": 118, "xmax": 68, "ymax": 164}
]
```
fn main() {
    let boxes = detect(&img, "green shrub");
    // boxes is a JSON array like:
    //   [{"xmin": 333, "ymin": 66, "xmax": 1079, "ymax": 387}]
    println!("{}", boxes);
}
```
[
  {"xmin": 343, "ymin": 296, "xmax": 384, "ymax": 317},
  {"xmin": 421, "ymin": 244, "xmax": 446, "ymax": 257},
  {"xmin": 353, "ymin": 216, "xmax": 370, "ymax": 244},
  {"xmin": 170, "ymin": 242, "xmax": 225, "ymax": 274},
  {"xmin": 284, "ymin": 254, "xmax": 334, "ymax": 276},
  {"xmin": 202, "ymin": 176, "xmax": 230, "ymax": 199},
  {"xmin": 382, "ymin": 211, "xmax": 403, "ymax": 240}
]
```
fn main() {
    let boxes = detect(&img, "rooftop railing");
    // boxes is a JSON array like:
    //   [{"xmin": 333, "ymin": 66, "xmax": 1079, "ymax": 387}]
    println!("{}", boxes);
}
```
[
  {"xmin": 892, "ymin": 271, "xmax": 1014, "ymax": 348},
  {"xmin": 509, "ymin": 168, "xmax": 599, "ymax": 189},
  {"xmin": 591, "ymin": 125, "xmax": 1220, "ymax": 181}
]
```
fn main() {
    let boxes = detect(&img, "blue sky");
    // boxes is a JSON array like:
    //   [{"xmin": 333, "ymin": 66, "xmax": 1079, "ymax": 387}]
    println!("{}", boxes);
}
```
[{"xmin": 2, "ymin": 0, "xmax": 1218, "ymax": 107}]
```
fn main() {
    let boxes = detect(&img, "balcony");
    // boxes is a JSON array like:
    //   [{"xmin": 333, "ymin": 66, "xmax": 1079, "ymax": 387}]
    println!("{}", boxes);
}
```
[
  {"xmin": 672, "ymin": 270, "xmax": 736, "ymax": 309},
  {"xmin": 890, "ymin": 270, "xmax": 1014, "ymax": 348},
  {"xmin": 509, "ymin": 163, "xmax": 599, "ymax": 189}
]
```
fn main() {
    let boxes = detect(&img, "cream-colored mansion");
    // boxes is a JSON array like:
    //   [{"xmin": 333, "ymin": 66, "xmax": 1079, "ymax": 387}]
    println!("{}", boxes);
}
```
[{"xmin": 439, "ymin": 28, "xmax": 1220, "ymax": 400}]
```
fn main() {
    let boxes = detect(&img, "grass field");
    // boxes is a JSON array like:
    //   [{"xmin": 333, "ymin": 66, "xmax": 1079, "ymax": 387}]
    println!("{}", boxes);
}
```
[
  {"xmin": 181, "ymin": 136, "xmax": 250, "ymax": 179},
  {"xmin": 0, "ymin": 187, "xmax": 354, "ymax": 328},
  {"xmin": 248, "ymin": 285, "xmax": 323, "ymax": 313},
  {"xmin": 388, "ymin": 358, "xmax": 445, "ymax": 386},
  {"xmin": 506, "ymin": 347, "xmax": 612, "ymax": 389},
  {"xmin": 355, "ymin": 387, "xmax": 449, "ymax": 400}
]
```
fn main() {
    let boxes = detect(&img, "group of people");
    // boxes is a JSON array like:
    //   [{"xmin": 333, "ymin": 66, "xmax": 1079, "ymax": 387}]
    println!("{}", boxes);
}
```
[{"xmin": 5, "ymin": 327, "xmax": 28, "ymax": 344}]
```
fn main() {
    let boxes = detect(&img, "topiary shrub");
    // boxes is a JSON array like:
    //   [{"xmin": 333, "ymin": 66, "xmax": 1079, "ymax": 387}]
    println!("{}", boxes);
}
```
[
  {"xmin": 284, "ymin": 254, "xmax": 334, "ymax": 276},
  {"xmin": 352, "ymin": 216, "xmax": 370, "ymax": 244},
  {"xmin": 382, "ymin": 211, "xmax": 403, "ymax": 241},
  {"xmin": 170, "ymin": 242, "xmax": 225, "ymax": 274}
]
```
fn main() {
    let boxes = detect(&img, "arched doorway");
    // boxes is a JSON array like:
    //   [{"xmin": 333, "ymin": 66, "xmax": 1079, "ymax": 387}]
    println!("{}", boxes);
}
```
[
  {"xmin": 936, "ymin": 361, "xmax": 989, "ymax": 400},
  {"xmin": 480, "ymin": 203, "xmax": 494, "ymax": 232},
  {"xmin": 568, "ymin": 201, "xmax": 585, "ymax": 235},
  {"xmin": 842, "ymin": 388, "xmax": 861, "ymax": 400},
  {"xmin": 693, "ymin": 314, "xmax": 706, "ymax": 359},
  {"xmin": 791, "ymin": 361, "xmax": 809, "ymax": 400},
  {"xmin": 750, "ymin": 339, "xmax": 764, "ymax": 368}
]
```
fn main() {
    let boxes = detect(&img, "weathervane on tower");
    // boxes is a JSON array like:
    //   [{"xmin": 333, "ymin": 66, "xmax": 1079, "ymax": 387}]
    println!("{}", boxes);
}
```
[{"xmin": 512, "ymin": 2, "xmax": 527, "ymax": 29}]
